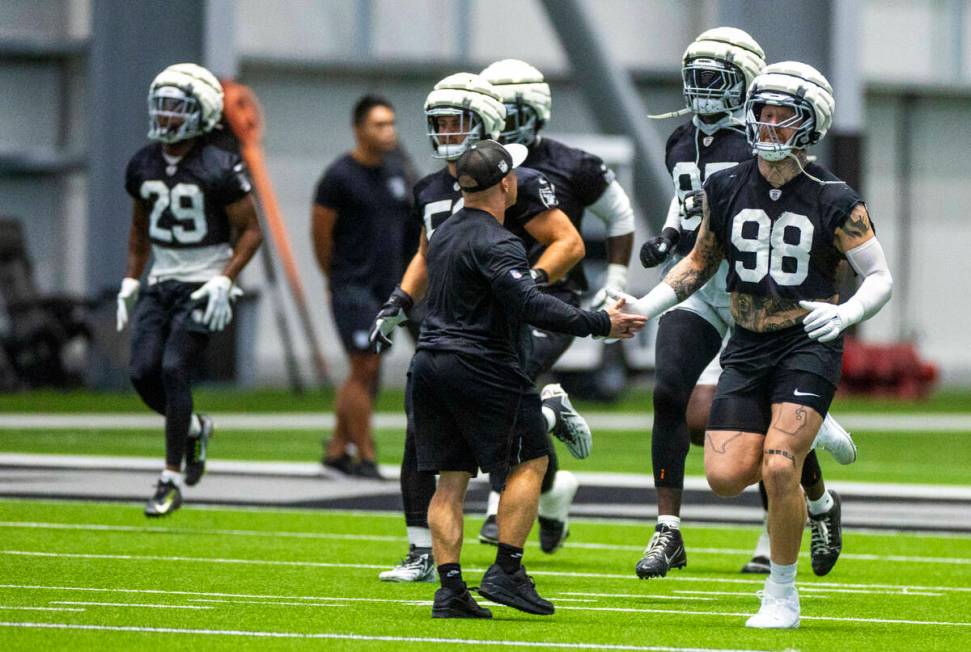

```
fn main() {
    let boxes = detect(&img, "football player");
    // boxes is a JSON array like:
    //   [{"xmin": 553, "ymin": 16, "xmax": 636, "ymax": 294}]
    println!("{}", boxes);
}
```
[
  {"xmin": 372, "ymin": 72, "xmax": 586, "ymax": 582},
  {"xmin": 618, "ymin": 61, "xmax": 892, "ymax": 628},
  {"xmin": 636, "ymin": 28, "xmax": 856, "ymax": 580},
  {"xmin": 117, "ymin": 63, "xmax": 262, "ymax": 517},
  {"xmin": 476, "ymin": 58, "xmax": 636, "ymax": 553}
]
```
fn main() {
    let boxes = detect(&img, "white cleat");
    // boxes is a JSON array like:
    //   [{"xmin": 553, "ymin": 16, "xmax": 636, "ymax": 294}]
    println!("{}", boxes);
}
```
[
  {"xmin": 812, "ymin": 413, "xmax": 857, "ymax": 465},
  {"xmin": 745, "ymin": 583, "xmax": 800, "ymax": 629},
  {"xmin": 541, "ymin": 383, "xmax": 592, "ymax": 459}
]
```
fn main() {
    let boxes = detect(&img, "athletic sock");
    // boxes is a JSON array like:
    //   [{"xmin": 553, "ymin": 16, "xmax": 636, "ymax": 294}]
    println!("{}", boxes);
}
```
[
  {"xmin": 485, "ymin": 491, "xmax": 501, "ymax": 518},
  {"xmin": 754, "ymin": 524, "xmax": 771, "ymax": 558},
  {"xmin": 160, "ymin": 469, "xmax": 182, "ymax": 486},
  {"xmin": 438, "ymin": 563, "xmax": 465, "ymax": 592},
  {"xmin": 767, "ymin": 561, "xmax": 797, "ymax": 595},
  {"xmin": 542, "ymin": 405, "xmax": 556, "ymax": 432},
  {"xmin": 188, "ymin": 414, "xmax": 202, "ymax": 438},
  {"xmin": 496, "ymin": 543, "xmax": 524, "ymax": 574},
  {"xmin": 657, "ymin": 515, "xmax": 681, "ymax": 530},
  {"xmin": 807, "ymin": 490, "xmax": 835, "ymax": 516},
  {"xmin": 406, "ymin": 526, "xmax": 432, "ymax": 549}
]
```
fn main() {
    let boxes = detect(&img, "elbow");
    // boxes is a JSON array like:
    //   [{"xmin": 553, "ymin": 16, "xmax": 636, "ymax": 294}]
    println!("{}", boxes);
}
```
[{"xmin": 566, "ymin": 234, "xmax": 585, "ymax": 265}]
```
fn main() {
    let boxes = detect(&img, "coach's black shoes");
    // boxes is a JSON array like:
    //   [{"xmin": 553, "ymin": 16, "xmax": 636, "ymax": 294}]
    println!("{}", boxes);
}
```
[
  {"xmin": 322, "ymin": 452, "xmax": 355, "ymax": 475},
  {"xmin": 635, "ymin": 524, "xmax": 687, "ymax": 579},
  {"xmin": 144, "ymin": 479, "xmax": 182, "ymax": 517},
  {"xmin": 352, "ymin": 459, "xmax": 386, "ymax": 480},
  {"xmin": 184, "ymin": 414, "xmax": 213, "ymax": 486},
  {"xmin": 478, "ymin": 515, "xmax": 499, "ymax": 546},
  {"xmin": 741, "ymin": 555, "xmax": 772, "ymax": 574},
  {"xmin": 477, "ymin": 564, "xmax": 554, "ymax": 615},
  {"xmin": 432, "ymin": 586, "xmax": 492, "ymax": 619},
  {"xmin": 809, "ymin": 490, "xmax": 843, "ymax": 576}
]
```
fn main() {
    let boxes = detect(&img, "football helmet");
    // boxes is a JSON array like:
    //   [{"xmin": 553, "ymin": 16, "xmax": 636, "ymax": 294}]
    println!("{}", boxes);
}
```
[
  {"xmin": 745, "ymin": 61, "xmax": 835, "ymax": 161},
  {"xmin": 480, "ymin": 59, "xmax": 551, "ymax": 146},
  {"xmin": 682, "ymin": 27, "xmax": 766, "ymax": 118},
  {"xmin": 425, "ymin": 73, "xmax": 506, "ymax": 160},
  {"xmin": 148, "ymin": 63, "xmax": 224, "ymax": 143}
]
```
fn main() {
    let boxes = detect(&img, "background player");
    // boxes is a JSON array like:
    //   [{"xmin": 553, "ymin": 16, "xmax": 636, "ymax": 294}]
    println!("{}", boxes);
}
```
[
  {"xmin": 619, "ymin": 61, "xmax": 893, "ymax": 627},
  {"xmin": 476, "ymin": 58, "xmax": 636, "ymax": 552},
  {"xmin": 116, "ymin": 63, "xmax": 263, "ymax": 517},
  {"xmin": 636, "ymin": 28, "xmax": 856, "ymax": 580}
]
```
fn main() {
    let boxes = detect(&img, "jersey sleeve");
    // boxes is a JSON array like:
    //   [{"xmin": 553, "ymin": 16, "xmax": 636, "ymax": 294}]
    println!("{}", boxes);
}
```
[
  {"xmin": 822, "ymin": 184, "xmax": 866, "ymax": 237},
  {"xmin": 573, "ymin": 151, "xmax": 613, "ymax": 206},
  {"xmin": 313, "ymin": 164, "xmax": 345, "ymax": 211},
  {"xmin": 702, "ymin": 170, "xmax": 730, "ymax": 248},
  {"xmin": 215, "ymin": 153, "xmax": 252, "ymax": 206},
  {"xmin": 508, "ymin": 168, "xmax": 558, "ymax": 228},
  {"xmin": 124, "ymin": 154, "xmax": 143, "ymax": 200}
]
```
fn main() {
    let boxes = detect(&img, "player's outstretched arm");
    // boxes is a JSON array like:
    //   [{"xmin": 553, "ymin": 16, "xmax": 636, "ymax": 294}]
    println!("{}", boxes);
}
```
[
  {"xmin": 524, "ymin": 208, "xmax": 585, "ymax": 284},
  {"xmin": 800, "ymin": 204, "xmax": 893, "ymax": 342}
]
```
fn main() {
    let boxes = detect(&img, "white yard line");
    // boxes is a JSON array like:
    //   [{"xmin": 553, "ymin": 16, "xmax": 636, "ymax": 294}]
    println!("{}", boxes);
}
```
[
  {"xmin": 4, "ymin": 520, "xmax": 971, "ymax": 566},
  {"xmin": 50, "ymin": 601, "xmax": 212, "ymax": 609},
  {"xmin": 557, "ymin": 592, "xmax": 715, "ymax": 602},
  {"xmin": 3, "ymin": 411, "xmax": 971, "ymax": 432},
  {"xmin": 187, "ymin": 598, "xmax": 348, "ymax": 608},
  {"xmin": 0, "ymin": 606, "xmax": 85, "ymax": 612},
  {"xmin": 0, "ymin": 622, "xmax": 773, "ymax": 652}
]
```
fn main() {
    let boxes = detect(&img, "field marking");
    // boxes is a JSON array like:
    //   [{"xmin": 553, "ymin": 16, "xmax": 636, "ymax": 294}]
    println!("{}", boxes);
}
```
[
  {"xmin": 0, "ymin": 606, "xmax": 85, "ymax": 612},
  {"xmin": 556, "ymin": 592, "xmax": 715, "ymax": 602},
  {"xmin": 673, "ymin": 591, "xmax": 829, "ymax": 599},
  {"xmin": 5, "ymin": 520, "xmax": 971, "ymax": 566},
  {"xmin": 188, "ymin": 598, "xmax": 348, "ymax": 608},
  {"xmin": 51, "ymin": 601, "xmax": 212, "ymax": 610},
  {"xmin": 0, "ymin": 622, "xmax": 771, "ymax": 652},
  {"xmin": 5, "ymin": 550, "xmax": 971, "ymax": 595}
]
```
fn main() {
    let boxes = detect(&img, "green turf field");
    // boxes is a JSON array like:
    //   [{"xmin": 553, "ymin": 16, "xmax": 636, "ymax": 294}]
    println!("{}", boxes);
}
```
[{"xmin": 1, "ymin": 499, "xmax": 969, "ymax": 651}]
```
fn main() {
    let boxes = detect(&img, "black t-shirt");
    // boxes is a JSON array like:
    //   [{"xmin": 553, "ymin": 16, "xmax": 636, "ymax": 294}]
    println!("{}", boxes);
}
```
[
  {"xmin": 513, "ymin": 137, "xmax": 613, "ymax": 293},
  {"xmin": 705, "ymin": 158, "xmax": 866, "ymax": 301},
  {"xmin": 125, "ymin": 141, "xmax": 251, "ymax": 250},
  {"xmin": 418, "ymin": 207, "xmax": 610, "ymax": 378},
  {"xmin": 665, "ymin": 122, "xmax": 753, "ymax": 256},
  {"xmin": 314, "ymin": 153, "xmax": 411, "ymax": 295}
]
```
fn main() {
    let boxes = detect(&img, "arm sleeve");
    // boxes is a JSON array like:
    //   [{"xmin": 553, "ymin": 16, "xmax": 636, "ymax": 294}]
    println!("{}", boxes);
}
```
[
  {"xmin": 585, "ymin": 180, "xmax": 635, "ymax": 237},
  {"xmin": 840, "ymin": 236, "xmax": 893, "ymax": 324},
  {"xmin": 482, "ymin": 238, "xmax": 611, "ymax": 337}
]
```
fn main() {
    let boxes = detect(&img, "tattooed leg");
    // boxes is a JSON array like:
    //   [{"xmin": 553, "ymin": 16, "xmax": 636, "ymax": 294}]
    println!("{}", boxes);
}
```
[{"xmin": 703, "ymin": 430, "xmax": 763, "ymax": 497}]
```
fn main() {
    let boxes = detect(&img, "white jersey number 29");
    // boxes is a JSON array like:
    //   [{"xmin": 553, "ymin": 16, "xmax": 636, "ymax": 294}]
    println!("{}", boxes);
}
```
[
  {"xmin": 730, "ymin": 209, "xmax": 814, "ymax": 286},
  {"xmin": 141, "ymin": 181, "xmax": 207, "ymax": 244}
]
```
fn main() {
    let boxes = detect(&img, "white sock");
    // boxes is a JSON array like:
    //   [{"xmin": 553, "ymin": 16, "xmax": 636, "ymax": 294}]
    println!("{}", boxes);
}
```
[
  {"xmin": 188, "ymin": 414, "xmax": 202, "ymax": 438},
  {"xmin": 767, "ymin": 561, "xmax": 797, "ymax": 594},
  {"xmin": 657, "ymin": 515, "xmax": 681, "ymax": 529},
  {"xmin": 160, "ymin": 469, "xmax": 182, "ymax": 486},
  {"xmin": 406, "ymin": 526, "xmax": 432, "ymax": 549},
  {"xmin": 807, "ymin": 490, "xmax": 835, "ymax": 516},
  {"xmin": 754, "ymin": 524, "xmax": 771, "ymax": 558},
  {"xmin": 485, "ymin": 491, "xmax": 501, "ymax": 518},
  {"xmin": 542, "ymin": 405, "xmax": 556, "ymax": 432}
]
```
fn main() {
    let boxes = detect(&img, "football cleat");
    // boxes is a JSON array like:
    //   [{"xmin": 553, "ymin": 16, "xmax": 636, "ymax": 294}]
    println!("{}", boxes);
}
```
[
  {"xmin": 540, "ymin": 383, "xmax": 592, "ymax": 459},
  {"xmin": 144, "ymin": 479, "xmax": 182, "ymax": 518},
  {"xmin": 432, "ymin": 586, "xmax": 492, "ymax": 619},
  {"xmin": 809, "ymin": 490, "xmax": 843, "ymax": 576},
  {"xmin": 813, "ymin": 413, "xmax": 857, "ymax": 464},
  {"xmin": 477, "ymin": 563, "xmax": 554, "ymax": 615},
  {"xmin": 740, "ymin": 555, "xmax": 771, "ymax": 574},
  {"xmin": 478, "ymin": 515, "xmax": 499, "ymax": 546},
  {"xmin": 183, "ymin": 414, "xmax": 213, "ymax": 486},
  {"xmin": 379, "ymin": 545, "xmax": 437, "ymax": 583},
  {"xmin": 746, "ymin": 583, "xmax": 800, "ymax": 629},
  {"xmin": 635, "ymin": 524, "xmax": 687, "ymax": 579}
]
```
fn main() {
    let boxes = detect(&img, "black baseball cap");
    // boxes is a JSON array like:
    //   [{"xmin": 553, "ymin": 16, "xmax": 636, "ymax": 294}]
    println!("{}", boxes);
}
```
[{"xmin": 455, "ymin": 140, "xmax": 528, "ymax": 192}]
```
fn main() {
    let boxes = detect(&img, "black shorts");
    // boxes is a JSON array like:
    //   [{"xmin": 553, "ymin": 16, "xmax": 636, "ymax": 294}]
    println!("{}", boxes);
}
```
[
  {"xmin": 521, "ymin": 289, "xmax": 578, "ymax": 381},
  {"xmin": 132, "ymin": 280, "xmax": 211, "ymax": 338},
  {"xmin": 708, "ymin": 323, "xmax": 841, "ymax": 434},
  {"xmin": 330, "ymin": 284, "xmax": 385, "ymax": 353},
  {"xmin": 410, "ymin": 349, "xmax": 548, "ymax": 476}
]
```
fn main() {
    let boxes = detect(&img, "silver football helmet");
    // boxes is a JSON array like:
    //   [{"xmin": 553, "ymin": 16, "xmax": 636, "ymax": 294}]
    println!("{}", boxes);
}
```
[
  {"xmin": 682, "ymin": 27, "xmax": 766, "ymax": 117},
  {"xmin": 424, "ymin": 73, "xmax": 506, "ymax": 160},
  {"xmin": 147, "ymin": 63, "xmax": 224, "ymax": 144},
  {"xmin": 480, "ymin": 59, "xmax": 551, "ymax": 146}
]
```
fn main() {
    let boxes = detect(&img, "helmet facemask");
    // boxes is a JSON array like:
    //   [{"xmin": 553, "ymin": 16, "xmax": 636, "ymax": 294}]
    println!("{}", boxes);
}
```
[
  {"xmin": 683, "ymin": 57, "xmax": 747, "ymax": 117},
  {"xmin": 745, "ymin": 92, "xmax": 816, "ymax": 161},
  {"xmin": 148, "ymin": 85, "xmax": 204, "ymax": 144},
  {"xmin": 426, "ymin": 107, "xmax": 486, "ymax": 160},
  {"xmin": 499, "ymin": 99, "xmax": 540, "ymax": 146}
]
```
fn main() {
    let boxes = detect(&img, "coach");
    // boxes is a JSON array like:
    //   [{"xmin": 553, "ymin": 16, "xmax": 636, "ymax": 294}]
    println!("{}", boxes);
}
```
[{"xmin": 411, "ymin": 140, "xmax": 645, "ymax": 619}]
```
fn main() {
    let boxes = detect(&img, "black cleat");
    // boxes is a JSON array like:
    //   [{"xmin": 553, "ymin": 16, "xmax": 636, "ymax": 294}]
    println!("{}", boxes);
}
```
[
  {"xmin": 322, "ymin": 453, "xmax": 355, "ymax": 475},
  {"xmin": 478, "ymin": 515, "xmax": 499, "ymax": 546},
  {"xmin": 432, "ymin": 586, "xmax": 492, "ymax": 619},
  {"xmin": 538, "ymin": 516, "xmax": 569, "ymax": 554},
  {"xmin": 183, "ymin": 414, "xmax": 213, "ymax": 487},
  {"xmin": 352, "ymin": 459, "xmax": 385, "ymax": 480},
  {"xmin": 144, "ymin": 479, "xmax": 182, "ymax": 518},
  {"xmin": 477, "ymin": 563, "xmax": 554, "ymax": 615},
  {"xmin": 809, "ymin": 490, "xmax": 843, "ymax": 576},
  {"xmin": 635, "ymin": 524, "xmax": 687, "ymax": 579},
  {"xmin": 740, "ymin": 555, "xmax": 772, "ymax": 574}
]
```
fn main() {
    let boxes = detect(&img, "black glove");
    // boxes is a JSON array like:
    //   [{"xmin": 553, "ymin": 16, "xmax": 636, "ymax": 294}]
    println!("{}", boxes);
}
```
[
  {"xmin": 682, "ymin": 188, "xmax": 705, "ymax": 221},
  {"xmin": 530, "ymin": 268, "xmax": 550, "ymax": 290},
  {"xmin": 640, "ymin": 227, "xmax": 680, "ymax": 268},
  {"xmin": 368, "ymin": 286, "xmax": 414, "ymax": 353}
]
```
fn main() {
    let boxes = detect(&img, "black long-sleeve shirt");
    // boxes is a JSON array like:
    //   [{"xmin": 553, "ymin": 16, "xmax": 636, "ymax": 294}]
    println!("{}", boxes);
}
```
[{"xmin": 417, "ymin": 207, "xmax": 609, "ymax": 381}]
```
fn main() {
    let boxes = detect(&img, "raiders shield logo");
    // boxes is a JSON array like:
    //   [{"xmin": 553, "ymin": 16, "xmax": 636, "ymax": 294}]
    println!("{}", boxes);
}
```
[
  {"xmin": 702, "ymin": 136, "xmax": 714, "ymax": 147},
  {"xmin": 538, "ymin": 180, "xmax": 558, "ymax": 208},
  {"xmin": 769, "ymin": 189, "xmax": 782, "ymax": 201}
]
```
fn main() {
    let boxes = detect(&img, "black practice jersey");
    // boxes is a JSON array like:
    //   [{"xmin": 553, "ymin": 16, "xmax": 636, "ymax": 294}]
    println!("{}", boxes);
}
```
[
  {"xmin": 125, "ymin": 140, "xmax": 251, "ymax": 281},
  {"xmin": 705, "ymin": 158, "xmax": 866, "ymax": 301},
  {"xmin": 418, "ymin": 207, "xmax": 609, "ymax": 375},
  {"xmin": 665, "ymin": 122, "xmax": 753, "ymax": 256},
  {"xmin": 511, "ymin": 137, "xmax": 613, "ymax": 293},
  {"xmin": 410, "ymin": 165, "xmax": 556, "ymax": 242},
  {"xmin": 314, "ymin": 153, "xmax": 412, "ymax": 295}
]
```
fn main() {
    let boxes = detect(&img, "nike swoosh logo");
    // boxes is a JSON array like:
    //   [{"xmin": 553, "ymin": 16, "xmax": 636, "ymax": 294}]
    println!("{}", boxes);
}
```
[
  {"xmin": 531, "ymin": 329, "xmax": 549, "ymax": 338},
  {"xmin": 793, "ymin": 389, "xmax": 820, "ymax": 397}
]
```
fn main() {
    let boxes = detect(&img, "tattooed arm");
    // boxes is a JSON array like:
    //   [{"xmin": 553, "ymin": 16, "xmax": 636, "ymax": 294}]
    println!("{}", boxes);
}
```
[
  {"xmin": 834, "ymin": 203, "xmax": 875, "ymax": 252},
  {"xmin": 662, "ymin": 191, "xmax": 725, "ymax": 301}
]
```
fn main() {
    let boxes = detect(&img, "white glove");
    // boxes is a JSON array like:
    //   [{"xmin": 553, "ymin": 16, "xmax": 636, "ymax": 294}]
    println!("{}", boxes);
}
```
[
  {"xmin": 589, "ymin": 263, "xmax": 629, "ymax": 311},
  {"xmin": 190, "ymin": 275, "xmax": 241, "ymax": 332},
  {"xmin": 799, "ymin": 299, "xmax": 864, "ymax": 343},
  {"xmin": 593, "ymin": 288, "xmax": 641, "ymax": 343},
  {"xmin": 116, "ymin": 277, "xmax": 140, "ymax": 332}
]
